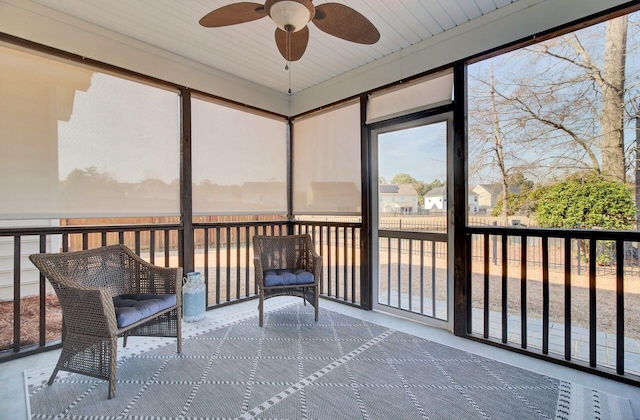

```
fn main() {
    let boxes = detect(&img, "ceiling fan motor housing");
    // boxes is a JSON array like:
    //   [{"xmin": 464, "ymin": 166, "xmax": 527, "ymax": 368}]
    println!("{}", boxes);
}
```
[{"xmin": 265, "ymin": 0, "xmax": 316, "ymax": 32}]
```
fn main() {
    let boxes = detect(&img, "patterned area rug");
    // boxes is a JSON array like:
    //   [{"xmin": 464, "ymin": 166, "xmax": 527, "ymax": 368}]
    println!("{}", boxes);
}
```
[{"xmin": 25, "ymin": 301, "xmax": 634, "ymax": 419}]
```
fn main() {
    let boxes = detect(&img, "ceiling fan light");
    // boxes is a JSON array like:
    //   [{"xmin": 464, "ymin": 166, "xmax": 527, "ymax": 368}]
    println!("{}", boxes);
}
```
[{"xmin": 270, "ymin": 1, "xmax": 311, "ymax": 32}]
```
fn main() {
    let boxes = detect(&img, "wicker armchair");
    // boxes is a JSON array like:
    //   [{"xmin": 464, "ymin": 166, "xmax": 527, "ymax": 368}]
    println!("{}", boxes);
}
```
[
  {"xmin": 29, "ymin": 244, "xmax": 182, "ymax": 399},
  {"xmin": 253, "ymin": 234, "xmax": 321, "ymax": 327}
]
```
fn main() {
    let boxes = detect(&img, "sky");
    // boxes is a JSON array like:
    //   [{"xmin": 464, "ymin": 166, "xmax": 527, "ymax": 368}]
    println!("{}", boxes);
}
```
[
  {"xmin": 465, "ymin": 11, "xmax": 640, "ymax": 186},
  {"xmin": 378, "ymin": 122, "xmax": 447, "ymax": 184}
]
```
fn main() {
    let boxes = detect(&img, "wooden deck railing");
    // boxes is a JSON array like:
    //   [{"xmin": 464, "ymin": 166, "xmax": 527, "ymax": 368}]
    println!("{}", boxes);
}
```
[
  {"xmin": 0, "ymin": 223, "xmax": 182, "ymax": 361},
  {"xmin": 294, "ymin": 221, "xmax": 362, "ymax": 306},
  {"xmin": 377, "ymin": 230, "xmax": 448, "ymax": 321},
  {"xmin": 0, "ymin": 220, "xmax": 364, "ymax": 362},
  {"xmin": 2, "ymin": 221, "xmax": 639, "ymax": 385},
  {"xmin": 467, "ymin": 226, "xmax": 640, "ymax": 383}
]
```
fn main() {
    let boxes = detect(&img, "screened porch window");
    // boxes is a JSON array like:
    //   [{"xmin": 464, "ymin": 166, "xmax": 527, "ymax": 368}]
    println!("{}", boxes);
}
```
[
  {"xmin": 0, "ymin": 43, "xmax": 181, "ymax": 220},
  {"xmin": 292, "ymin": 101, "xmax": 362, "ymax": 216},
  {"xmin": 191, "ymin": 97, "xmax": 288, "ymax": 216}
]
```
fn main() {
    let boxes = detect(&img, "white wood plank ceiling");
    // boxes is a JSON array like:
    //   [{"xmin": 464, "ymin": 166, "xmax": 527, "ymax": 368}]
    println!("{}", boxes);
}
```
[{"xmin": 31, "ymin": 0, "xmax": 518, "ymax": 94}]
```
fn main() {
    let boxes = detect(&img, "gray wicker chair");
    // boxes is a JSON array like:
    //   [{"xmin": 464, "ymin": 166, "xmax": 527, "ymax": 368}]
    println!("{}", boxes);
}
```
[
  {"xmin": 253, "ymin": 234, "xmax": 321, "ymax": 327},
  {"xmin": 29, "ymin": 244, "xmax": 182, "ymax": 399}
]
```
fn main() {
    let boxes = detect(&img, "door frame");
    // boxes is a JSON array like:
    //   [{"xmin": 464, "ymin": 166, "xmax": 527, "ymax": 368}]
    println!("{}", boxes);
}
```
[{"xmin": 368, "ymin": 112, "xmax": 455, "ymax": 331}]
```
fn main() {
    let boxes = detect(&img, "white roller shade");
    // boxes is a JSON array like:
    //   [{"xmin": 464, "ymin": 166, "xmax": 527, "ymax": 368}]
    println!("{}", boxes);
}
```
[
  {"xmin": 0, "ymin": 45, "xmax": 180, "ymax": 219},
  {"xmin": 293, "ymin": 102, "xmax": 361, "ymax": 215},
  {"xmin": 191, "ymin": 97, "xmax": 287, "ymax": 215},
  {"xmin": 367, "ymin": 70, "xmax": 454, "ymax": 124}
]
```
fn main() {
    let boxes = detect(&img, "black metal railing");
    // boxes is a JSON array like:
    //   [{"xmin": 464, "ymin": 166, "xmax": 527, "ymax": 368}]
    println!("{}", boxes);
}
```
[
  {"xmin": 471, "ymin": 232, "xmax": 640, "ymax": 277},
  {"xmin": 1, "ymin": 220, "xmax": 367, "ymax": 362},
  {"xmin": 467, "ymin": 225, "xmax": 640, "ymax": 383}
]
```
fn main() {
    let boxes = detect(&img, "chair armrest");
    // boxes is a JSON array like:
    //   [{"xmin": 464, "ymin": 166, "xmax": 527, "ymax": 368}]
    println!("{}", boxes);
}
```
[
  {"xmin": 304, "ymin": 247, "xmax": 322, "ymax": 284},
  {"xmin": 254, "ymin": 258, "xmax": 264, "ymax": 289},
  {"xmin": 122, "ymin": 247, "xmax": 183, "ymax": 303},
  {"xmin": 59, "ymin": 286, "xmax": 118, "ymax": 337},
  {"xmin": 311, "ymin": 253, "xmax": 322, "ymax": 285}
]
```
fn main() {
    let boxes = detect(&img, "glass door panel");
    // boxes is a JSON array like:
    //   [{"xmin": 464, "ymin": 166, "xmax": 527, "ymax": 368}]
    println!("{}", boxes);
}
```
[{"xmin": 371, "ymin": 115, "xmax": 452, "ymax": 327}]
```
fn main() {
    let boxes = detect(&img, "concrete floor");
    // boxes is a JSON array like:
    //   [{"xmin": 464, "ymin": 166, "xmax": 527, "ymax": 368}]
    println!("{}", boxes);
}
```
[{"xmin": 2, "ymin": 298, "xmax": 639, "ymax": 419}]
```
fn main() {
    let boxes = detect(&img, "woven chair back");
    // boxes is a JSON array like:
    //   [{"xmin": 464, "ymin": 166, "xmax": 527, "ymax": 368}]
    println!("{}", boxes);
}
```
[
  {"xmin": 253, "ymin": 234, "xmax": 315, "ymax": 272},
  {"xmin": 30, "ymin": 244, "xmax": 137, "ymax": 298}
]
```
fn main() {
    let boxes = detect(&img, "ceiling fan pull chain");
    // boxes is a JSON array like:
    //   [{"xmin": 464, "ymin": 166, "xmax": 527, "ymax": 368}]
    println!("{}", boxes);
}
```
[{"xmin": 287, "ymin": 29, "xmax": 292, "ymax": 94}]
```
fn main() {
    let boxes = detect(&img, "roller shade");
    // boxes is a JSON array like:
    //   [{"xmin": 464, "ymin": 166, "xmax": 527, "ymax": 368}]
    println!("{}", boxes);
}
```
[
  {"xmin": 293, "ymin": 101, "xmax": 361, "ymax": 215},
  {"xmin": 0, "ymin": 44, "xmax": 180, "ymax": 219},
  {"xmin": 191, "ymin": 97, "xmax": 288, "ymax": 215},
  {"xmin": 367, "ymin": 70, "xmax": 454, "ymax": 124}
]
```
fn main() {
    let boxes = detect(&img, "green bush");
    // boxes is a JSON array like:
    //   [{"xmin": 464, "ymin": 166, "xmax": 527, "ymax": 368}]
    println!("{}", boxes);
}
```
[{"xmin": 535, "ymin": 173, "xmax": 636, "ymax": 230}]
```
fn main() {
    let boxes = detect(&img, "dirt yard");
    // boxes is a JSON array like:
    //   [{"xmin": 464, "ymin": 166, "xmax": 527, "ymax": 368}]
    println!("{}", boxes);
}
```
[{"xmin": 0, "ymin": 294, "xmax": 62, "ymax": 351}]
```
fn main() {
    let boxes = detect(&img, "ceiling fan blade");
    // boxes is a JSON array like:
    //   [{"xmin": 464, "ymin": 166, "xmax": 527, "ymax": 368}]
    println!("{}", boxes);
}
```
[
  {"xmin": 312, "ymin": 3, "xmax": 380, "ymax": 44},
  {"xmin": 199, "ymin": 2, "xmax": 266, "ymax": 27},
  {"xmin": 275, "ymin": 26, "xmax": 309, "ymax": 61}
]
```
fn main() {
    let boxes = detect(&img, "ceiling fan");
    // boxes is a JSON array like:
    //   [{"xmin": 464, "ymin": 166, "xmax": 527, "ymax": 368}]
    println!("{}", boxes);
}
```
[{"xmin": 199, "ymin": 1, "xmax": 380, "ymax": 63}]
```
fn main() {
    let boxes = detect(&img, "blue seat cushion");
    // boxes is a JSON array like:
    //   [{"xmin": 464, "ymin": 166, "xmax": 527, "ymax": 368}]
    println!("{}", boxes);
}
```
[
  {"xmin": 264, "ymin": 269, "xmax": 314, "ymax": 287},
  {"xmin": 112, "ymin": 293, "xmax": 177, "ymax": 328}
]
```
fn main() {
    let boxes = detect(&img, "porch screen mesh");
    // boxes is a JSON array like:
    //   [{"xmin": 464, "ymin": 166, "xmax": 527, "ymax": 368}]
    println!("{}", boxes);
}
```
[
  {"xmin": 0, "ymin": 44, "xmax": 180, "ymax": 219},
  {"xmin": 292, "ymin": 101, "xmax": 361, "ymax": 215},
  {"xmin": 367, "ymin": 70, "xmax": 454, "ymax": 124},
  {"xmin": 191, "ymin": 97, "xmax": 287, "ymax": 215}
]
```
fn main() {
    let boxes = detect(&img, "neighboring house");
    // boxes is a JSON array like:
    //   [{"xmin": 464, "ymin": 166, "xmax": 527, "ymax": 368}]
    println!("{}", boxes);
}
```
[
  {"xmin": 472, "ymin": 184, "xmax": 520, "ymax": 212},
  {"xmin": 468, "ymin": 190, "xmax": 479, "ymax": 213},
  {"xmin": 423, "ymin": 187, "xmax": 480, "ymax": 213},
  {"xmin": 424, "ymin": 186, "xmax": 446, "ymax": 211},
  {"xmin": 0, "ymin": 219, "xmax": 60, "ymax": 301},
  {"xmin": 379, "ymin": 184, "xmax": 418, "ymax": 214}
]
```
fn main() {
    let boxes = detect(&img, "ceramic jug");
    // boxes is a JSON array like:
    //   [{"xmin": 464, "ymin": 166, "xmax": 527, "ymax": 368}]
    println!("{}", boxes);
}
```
[{"xmin": 182, "ymin": 271, "xmax": 206, "ymax": 322}]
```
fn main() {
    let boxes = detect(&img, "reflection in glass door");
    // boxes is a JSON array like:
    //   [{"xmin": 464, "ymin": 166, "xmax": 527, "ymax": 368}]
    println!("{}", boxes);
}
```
[{"xmin": 371, "ymin": 115, "xmax": 453, "ymax": 328}]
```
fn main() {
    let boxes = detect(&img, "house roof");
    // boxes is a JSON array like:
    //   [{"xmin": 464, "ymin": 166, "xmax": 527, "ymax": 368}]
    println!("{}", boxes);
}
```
[
  {"xmin": 379, "ymin": 184, "xmax": 399, "ymax": 194},
  {"xmin": 379, "ymin": 184, "xmax": 417, "ymax": 196},
  {"xmin": 425, "ymin": 186, "xmax": 446, "ymax": 197}
]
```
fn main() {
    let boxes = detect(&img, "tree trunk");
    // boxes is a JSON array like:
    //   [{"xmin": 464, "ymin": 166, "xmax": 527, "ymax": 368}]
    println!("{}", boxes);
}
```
[
  {"xmin": 601, "ymin": 15, "xmax": 628, "ymax": 182},
  {"xmin": 636, "ymin": 112, "xmax": 640, "ymax": 227},
  {"xmin": 490, "ymin": 62, "xmax": 510, "ymax": 226}
]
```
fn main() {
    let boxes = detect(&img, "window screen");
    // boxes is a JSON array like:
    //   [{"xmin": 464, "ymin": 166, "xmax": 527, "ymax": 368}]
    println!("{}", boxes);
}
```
[
  {"xmin": 0, "ymin": 44, "xmax": 180, "ymax": 219},
  {"xmin": 293, "ymin": 101, "xmax": 361, "ymax": 215},
  {"xmin": 191, "ymin": 97, "xmax": 287, "ymax": 215}
]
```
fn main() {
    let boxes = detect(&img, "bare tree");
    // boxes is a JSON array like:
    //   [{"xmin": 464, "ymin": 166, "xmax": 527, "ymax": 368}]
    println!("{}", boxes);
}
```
[
  {"xmin": 636, "ymin": 109, "xmax": 640, "ymax": 224},
  {"xmin": 489, "ymin": 63, "xmax": 510, "ymax": 225},
  {"xmin": 565, "ymin": 16, "xmax": 629, "ymax": 180},
  {"xmin": 469, "ymin": 58, "xmax": 546, "ymax": 222},
  {"xmin": 469, "ymin": 14, "xmax": 638, "ymax": 188}
]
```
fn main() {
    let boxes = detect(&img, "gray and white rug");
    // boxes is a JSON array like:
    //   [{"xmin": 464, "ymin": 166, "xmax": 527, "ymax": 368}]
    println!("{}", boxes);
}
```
[{"xmin": 25, "ymin": 301, "xmax": 634, "ymax": 419}]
